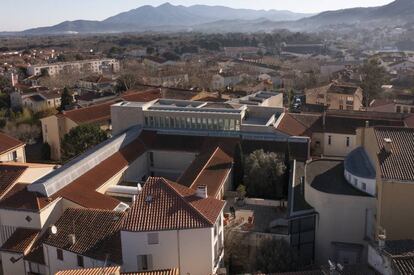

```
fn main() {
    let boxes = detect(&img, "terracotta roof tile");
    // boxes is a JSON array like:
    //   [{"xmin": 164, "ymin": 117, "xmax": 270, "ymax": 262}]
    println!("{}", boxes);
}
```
[
  {"xmin": 56, "ymin": 266, "xmax": 120, "ymax": 275},
  {"xmin": 0, "ymin": 165, "xmax": 27, "ymax": 198},
  {"xmin": 123, "ymin": 177, "xmax": 225, "ymax": 232},
  {"xmin": 0, "ymin": 132, "xmax": 24, "ymax": 155},
  {"xmin": 43, "ymin": 208, "xmax": 125, "ymax": 264},
  {"xmin": 0, "ymin": 228, "xmax": 39, "ymax": 254},
  {"xmin": 63, "ymin": 101, "xmax": 114, "ymax": 125},
  {"xmin": 178, "ymin": 147, "xmax": 233, "ymax": 198},
  {"xmin": 121, "ymin": 89, "xmax": 161, "ymax": 102},
  {"xmin": 375, "ymin": 127, "xmax": 414, "ymax": 181},
  {"xmin": 122, "ymin": 269, "xmax": 179, "ymax": 275}
]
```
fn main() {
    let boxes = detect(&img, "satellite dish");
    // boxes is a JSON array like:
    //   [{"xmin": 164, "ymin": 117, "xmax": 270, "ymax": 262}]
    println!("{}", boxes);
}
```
[{"xmin": 50, "ymin": 225, "xmax": 57, "ymax": 235}]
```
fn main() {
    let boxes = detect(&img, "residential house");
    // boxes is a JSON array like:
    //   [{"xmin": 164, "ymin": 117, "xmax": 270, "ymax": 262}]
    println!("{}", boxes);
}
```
[
  {"xmin": 305, "ymin": 82, "xmax": 363, "ymax": 111},
  {"xmin": 354, "ymin": 126, "xmax": 414, "ymax": 241},
  {"xmin": 121, "ymin": 177, "xmax": 225, "ymax": 275},
  {"xmin": 368, "ymin": 239, "xmax": 414, "ymax": 275},
  {"xmin": 224, "ymin": 47, "xmax": 260, "ymax": 58},
  {"xmin": 27, "ymin": 59, "xmax": 120, "ymax": 77},
  {"xmin": 0, "ymin": 132, "xmax": 26, "ymax": 163},
  {"xmin": 211, "ymin": 72, "xmax": 243, "ymax": 90},
  {"xmin": 275, "ymin": 110, "xmax": 405, "ymax": 157},
  {"xmin": 78, "ymin": 75, "xmax": 117, "ymax": 93},
  {"xmin": 369, "ymin": 94, "xmax": 414, "ymax": 114},
  {"xmin": 40, "ymin": 89, "xmax": 162, "ymax": 160},
  {"xmin": 41, "ymin": 208, "xmax": 124, "ymax": 275}
]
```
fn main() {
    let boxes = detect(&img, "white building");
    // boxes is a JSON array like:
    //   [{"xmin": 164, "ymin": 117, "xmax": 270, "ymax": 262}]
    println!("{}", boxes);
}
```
[
  {"xmin": 121, "ymin": 177, "xmax": 225, "ymax": 275},
  {"xmin": 27, "ymin": 59, "xmax": 120, "ymax": 77}
]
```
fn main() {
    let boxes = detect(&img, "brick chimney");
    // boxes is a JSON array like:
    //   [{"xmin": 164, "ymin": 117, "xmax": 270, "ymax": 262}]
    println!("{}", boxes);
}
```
[{"xmin": 196, "ymin": 185, "xmax": 208, "ymax": 199}]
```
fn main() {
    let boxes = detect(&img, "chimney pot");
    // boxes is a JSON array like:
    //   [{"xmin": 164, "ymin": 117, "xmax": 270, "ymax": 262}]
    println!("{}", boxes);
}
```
[
  {"xmin": 384, "ymin": 138, "xmax": 392, "ymax": 153},
  {"xmin": 68, "ymin": 234, "xmax": 76, "ymax": 245},
  {"xmin": 196, "ymin": 185, "xmax": 208, "ymax": 199}
]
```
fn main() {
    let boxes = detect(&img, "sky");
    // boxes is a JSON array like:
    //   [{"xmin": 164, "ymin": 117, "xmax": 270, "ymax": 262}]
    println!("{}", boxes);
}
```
[{"xmin": 1, "ymin": 0, "xmax": 394, "ymax": 31}]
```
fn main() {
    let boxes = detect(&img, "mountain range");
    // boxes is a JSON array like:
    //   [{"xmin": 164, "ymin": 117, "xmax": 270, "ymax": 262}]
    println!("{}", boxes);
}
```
[{"xmin": 11, "ymin": 0, "xmax": 414, "ymax": 35}]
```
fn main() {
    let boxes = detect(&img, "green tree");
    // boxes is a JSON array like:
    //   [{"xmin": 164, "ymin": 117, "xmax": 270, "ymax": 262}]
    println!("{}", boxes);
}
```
[
  {"xmin": 233, "ymin": 142, "xmax": 244, "ymax": 189},
  {"xmin": 61, "ymin": 124, "xmax": 108, "ymax": 161},
  {"xmin": 60, "ymin": 87, "xmax": 73, "ymax": 111},
  {"xmin": 256, "ymin": 239, "xmax": 298, "ymax": 273},
  {"xmin": 244, "ymin": 150, "xmax": 286, "ymax": 199},
  {"xmin": 361, "ymin": 58, "xmax": 388, "ymax": 107}
]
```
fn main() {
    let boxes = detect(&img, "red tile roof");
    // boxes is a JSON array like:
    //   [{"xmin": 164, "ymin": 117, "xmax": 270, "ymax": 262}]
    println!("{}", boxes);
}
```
[
  {"xmin": 43, "ymin": 208, "xmax": 125, "ymax": 264},
  {"xmin": 0, "ymin": 228, "xmax": 39, "ymax": 254},
  {"xmin": 122, "ymin": 269, "xmax": 179, "ymax": 275},
  {"xmin": 56, "ymin": 266, "xmax": 120, "ymax": 275},
  {"xmin": 0, "ymin": 164, "xmax": 27, "ymax": 198},
  {"xmin": 123, "ymin": 177, "xmax": 225, "ymax": 232},
  {"xmin": 178, "ymin": 147, "xmax": 233, "ymax": 198},
  {"xmin": 0, "ymin": 132, "xmax": 24, "ymax": 155},
  {"xmin": 63, "ymin": 89, "xmax": 162, "ymax": 125},
  {"xmin": 122, "ymin": 89, "xmax": 161, "ymax": 102},
  {"xmin": 375, "ymin": 127, "xmax": 414, "ymax": 181},
  {"xmin": 0, "ymin": 135, "xmax": 147, "ymax": 211},
  {"xmin": 63, "ymin": 101, "xmax": 114, "ymax": 125},
  {"xmin": 276, "ymin": 113, "xmax": 311, "ymax": 137}
]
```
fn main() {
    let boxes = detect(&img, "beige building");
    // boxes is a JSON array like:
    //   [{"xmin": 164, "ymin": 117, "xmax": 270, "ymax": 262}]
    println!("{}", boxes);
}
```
[
  {"xmin": 276, "ymin": 111, "xmax": 405, "ymax": 157},
  {"xmin": 355, "ymin": 126, "xmax": 414, "ymax": 241},
  {"xmin": 305, "ymin": 82, "xmax": 363, "ymax": 111},
  {"xmin": 0, "ymin": 132, "xmax": 26, "ymax": 163}
]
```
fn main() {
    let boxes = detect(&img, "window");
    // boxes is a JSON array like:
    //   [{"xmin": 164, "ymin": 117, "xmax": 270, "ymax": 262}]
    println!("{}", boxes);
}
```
[
  {"xmin": 346, "ymin": 137, "xmax": 350, "ymax": 147},
  {"xmin": 147, "ymin": 233, "xmax": 159, "ymax": 245},
  {"xmin": 77, "ymin": 255, "xmax": 84, "ymax": 267},
  {"xmin": 57, "ymin": 249, "xmax": 63, "ymax": 261},
  {"xmin": 137, "ymin": 255, "xmax": 152, "ymax": 271},
  {"xmin": 396, "ymin": 106, "xmax": 401, "ymax": 113},
  {"xmin": 362, "ymin": 182, "xmax": 367, "ymax": 191},
  {"xmin": 328, "ymin": 135, "xmax": 332, "ymax": 145},
  {"xmin": 339, "ymin": 105, "xmax": 344, "ymax": 110}
]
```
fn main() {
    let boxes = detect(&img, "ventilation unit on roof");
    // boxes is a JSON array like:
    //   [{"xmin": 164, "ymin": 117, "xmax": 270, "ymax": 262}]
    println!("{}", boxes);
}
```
[{"xmin": 145, "ymin": 195, "xmax": 153, "ymax": 203}]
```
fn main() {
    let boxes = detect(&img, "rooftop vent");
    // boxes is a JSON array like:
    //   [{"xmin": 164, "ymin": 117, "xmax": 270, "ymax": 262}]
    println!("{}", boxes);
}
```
[
  {"xmin": 145, "ymin": 195, "xmax": 153, "ymax": 203},
  {"xmin": 196, "ymin": 185, "xmax": 208, "ymax": 199},
  {"xmin": 384, "ymin": 138, "xmax": 392, "ymax": 153},
  {"xmin": 68, "ymin": 234, "xmax": 76, "ymax": 245}
]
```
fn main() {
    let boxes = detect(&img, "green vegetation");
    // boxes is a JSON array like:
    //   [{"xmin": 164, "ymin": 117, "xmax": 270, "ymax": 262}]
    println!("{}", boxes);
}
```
[
  {"xmin": 244, "ymin": 150, "xmax": 286, "ymax": 200},
  {"xmin": 59, "ymin": 87, "xmax": 74, "ymax": 111},
  {"xmin": 61, "ymin": 124, "xmax": 108, "ymax": 161},
  {"xmin": 361, "ymin": 58, "xmax": 388, "ymax": 107}
]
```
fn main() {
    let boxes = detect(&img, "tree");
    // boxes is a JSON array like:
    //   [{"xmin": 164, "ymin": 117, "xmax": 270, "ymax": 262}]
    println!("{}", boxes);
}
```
[
  {"xmin": 360, "ymin": 58, "xmax": 388, "ymax": 107},
  {"xmin": 233, "ymin": 142, "xmax": 244, "ymax": 189},
  {"xmin": 244, "ymin": 150, "xmax": 286, "ymax": 199},
  {"xmin": 255, "ymin": 239, "xmax": 298, "ymax": 273},
  {"xmin": 61, "ymin": 125, "xmax": 108, "ymax": 161},
  {"xmin": 59, "ymin": 87, "xmax": 73, "ymax": 111}
]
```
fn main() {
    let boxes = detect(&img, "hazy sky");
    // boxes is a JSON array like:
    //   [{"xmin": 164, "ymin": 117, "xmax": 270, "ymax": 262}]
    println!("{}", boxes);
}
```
[{"xmin": 1, "ymin": 0, "xmax": 394, "ymax": 31}]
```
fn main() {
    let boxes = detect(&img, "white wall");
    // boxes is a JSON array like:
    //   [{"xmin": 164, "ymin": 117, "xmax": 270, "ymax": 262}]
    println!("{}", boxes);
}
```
[
  {"xmin": 1, "ymin": 251, "xmax": 26, "ymax": 275},
  {"xmin": 367, "ymin": 244, "xmax": 393, "ymax": 275},
  {"xmin": 344, "ymin": 169, "xmax": 376, "ymax": 196},
  {"xmin": 305, "ymin": 180, "xmax": 376, "ymax": 264},
  {"xmin": 121, "ymin": 227, "xmax": 215, "ymax": 275},
  {"xmin": 44, "ymin": 244, "xmax": 106, "ymax": 275}
]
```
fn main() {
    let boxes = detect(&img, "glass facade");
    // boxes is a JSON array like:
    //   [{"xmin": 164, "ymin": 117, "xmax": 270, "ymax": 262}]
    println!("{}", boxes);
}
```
[{"xmin": 144, "ymin": 115, "xmax": 240, "ymax": 131}]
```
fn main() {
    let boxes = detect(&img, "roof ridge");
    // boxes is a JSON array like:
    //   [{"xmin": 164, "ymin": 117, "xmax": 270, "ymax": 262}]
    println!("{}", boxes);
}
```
[
  {"xmin": 161, "ymin": 178, "xmax": 214, "ymax": 227},
  {"xmin": 188, "ymin": 146, "xmax": 220, "ymax": 188}
]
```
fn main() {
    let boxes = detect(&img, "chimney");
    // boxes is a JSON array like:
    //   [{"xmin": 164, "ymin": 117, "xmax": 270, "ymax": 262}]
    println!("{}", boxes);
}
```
[
  {"xmin": 68, "ymin": 234, "xmax": 76, "ymax": 245},
  {"xmin": 378, "ymin": 229, "xmax": 386, "ymax": 249},
  {"xmin": 384, "ymin": 138, "xmax": 392, "ymax": 153},
  {"xmin": 196, "ymin": 185, "xmax": 208, "ymax": 199}
]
